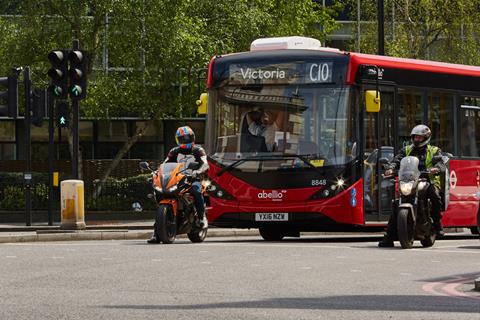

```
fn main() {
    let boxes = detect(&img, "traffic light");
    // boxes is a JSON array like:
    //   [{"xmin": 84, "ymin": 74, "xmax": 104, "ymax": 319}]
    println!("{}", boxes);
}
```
[
  {"xmin": 68, "ymin": 50, "xmax": 87, "ymax": 100},
  {"xmin": 31, "ymin": 88, "xmax": 47, "ymax": 127},
  {"xmin": 196, "ymin": 92, "xmax": 208, "ymax": 115},
  {"xmin": 0, "ymin": 73, "xmax": 18, "ymax": 118},
  {"xmin": 48, "ymin": 50, "xmax": 69, "ymax": 99},
  {"xmin": 56, "ymin": 101, "xmax": 69, "ymax": 127}
]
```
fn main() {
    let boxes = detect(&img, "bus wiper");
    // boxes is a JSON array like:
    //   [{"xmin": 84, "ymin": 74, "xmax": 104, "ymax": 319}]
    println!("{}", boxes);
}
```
[
  {"xmin": 216, "ymin": 154, "xmax": 317, "ymax": 177},
  {"xmin": 216, "ymin": 154, "xmax": 280, "ymax": 177}
]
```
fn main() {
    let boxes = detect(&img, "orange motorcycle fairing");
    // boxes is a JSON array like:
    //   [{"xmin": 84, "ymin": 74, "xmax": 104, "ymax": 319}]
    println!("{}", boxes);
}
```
[
  {"xmin": 159, "ymin": 199, "xmax": 178, "ymax": 216},
  {"xmin": 166, "ymin": 164, "xmax": 184, "ymax": 190}
]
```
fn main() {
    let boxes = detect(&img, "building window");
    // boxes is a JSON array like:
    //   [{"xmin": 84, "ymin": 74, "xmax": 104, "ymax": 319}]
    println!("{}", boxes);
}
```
[{"xmin": 98, "ymin": 120, "xmax": 128, "ymax": 142}]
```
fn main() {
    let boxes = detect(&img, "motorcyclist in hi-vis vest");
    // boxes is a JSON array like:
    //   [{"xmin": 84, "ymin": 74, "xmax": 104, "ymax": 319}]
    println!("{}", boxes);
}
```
[{"xmin": 378, "ymin": 124, "xmax": 446, "ymax": 248}]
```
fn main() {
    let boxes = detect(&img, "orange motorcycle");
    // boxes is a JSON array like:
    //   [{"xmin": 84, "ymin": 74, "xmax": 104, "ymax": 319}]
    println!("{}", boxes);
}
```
[{"xmin": 140, "ymin": 160, "xmax": 208, "ymax": 244}]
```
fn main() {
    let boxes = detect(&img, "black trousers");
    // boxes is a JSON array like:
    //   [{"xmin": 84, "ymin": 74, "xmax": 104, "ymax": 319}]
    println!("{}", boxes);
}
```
[{"xmin": 385, "ymin": 184, "xmax": 442, "ymax": 238}]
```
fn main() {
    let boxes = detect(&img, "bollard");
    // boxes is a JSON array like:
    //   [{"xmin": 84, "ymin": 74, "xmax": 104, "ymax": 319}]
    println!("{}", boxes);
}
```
[{"xmin": 60, "ymin": 180, "xmax": 86, "ymax": 230}]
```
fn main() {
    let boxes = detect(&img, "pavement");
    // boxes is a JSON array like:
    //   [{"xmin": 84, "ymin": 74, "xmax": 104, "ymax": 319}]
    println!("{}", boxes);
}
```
[
  {"xmin": 0, "ymin": 220, "xmax": 263, "ymax": 244},
  {"xmin": 0, "ymin": 220, "xmax": 472, "ymax": 244}
]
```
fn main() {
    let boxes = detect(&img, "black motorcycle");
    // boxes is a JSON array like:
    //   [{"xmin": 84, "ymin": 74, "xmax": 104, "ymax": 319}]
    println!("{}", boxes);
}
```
[{"xmin": 382, "ymin": 154, "xmax": 449, "ymax": 249}]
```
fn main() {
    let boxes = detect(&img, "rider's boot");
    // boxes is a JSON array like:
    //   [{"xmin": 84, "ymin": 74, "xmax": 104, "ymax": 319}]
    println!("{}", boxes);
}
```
[
  {"xmin": 433, "ymin": 221, "xmax": 445, "ymax": 237},
  {"xmin": 196, "ymin": 210, "xmax": 207, "ymax": 228},
  {"xmin": 147, "ymin": 233, "xmax": 160, "ymax": 244},
  {"xmin": 431, "ymin": 211, "xmax": 445, "ymax": 237},
  {"xmin": 378, "ymin": 233, "xmax": 394, "ymax": 247}
]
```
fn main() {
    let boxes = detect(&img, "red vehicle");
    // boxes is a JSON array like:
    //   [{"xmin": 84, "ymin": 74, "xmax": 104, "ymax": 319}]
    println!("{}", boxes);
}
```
[{"xmin": 201, "ymin": 36, "xmax": 480, "ymax": 240}]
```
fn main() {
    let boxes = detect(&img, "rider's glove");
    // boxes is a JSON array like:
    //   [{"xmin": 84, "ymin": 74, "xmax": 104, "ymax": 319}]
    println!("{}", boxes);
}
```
[
  {"xmin": 384, "ymin": 169, "xmax": 394, "ymax": 177},
  {"xmin": 191, "ymin": 170, "xmax": 201, "ymax": 178},
  {"xmin": 429, "ymin": 167, "xmax": 440, "ymax": 174}
]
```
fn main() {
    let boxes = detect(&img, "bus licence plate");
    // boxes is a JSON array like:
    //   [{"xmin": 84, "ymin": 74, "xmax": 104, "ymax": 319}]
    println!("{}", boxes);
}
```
[{"xmin": 255, "ymin": 213, "xmax": 288, "ymax": 221}]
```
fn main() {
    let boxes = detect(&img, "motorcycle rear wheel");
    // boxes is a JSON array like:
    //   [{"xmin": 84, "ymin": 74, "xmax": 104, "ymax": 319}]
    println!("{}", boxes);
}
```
[
  {"xmin": 155, "ymin": 205, "xmax": 176, "ymax": 244},
  {"xmin": 397, "ymin": 208, "xmax": 414, "ymax": 249}
]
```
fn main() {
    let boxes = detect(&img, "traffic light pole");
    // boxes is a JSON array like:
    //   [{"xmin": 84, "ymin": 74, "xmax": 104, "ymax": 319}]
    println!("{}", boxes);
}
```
[
  {"xmin": 23, "ymin": 67, "xmax": 32, "ymax": 226},
  {"xmin": 72, "ymin": 39, "xmax": 80, "ymax": 179},
  {"xmin": 377, "ymin": 0, "xmax": 385, "ymax": 55},
  {"xmin": 48, "ymin": 92, "xmax": 54, "ymax": 225},
  {"xmin": 72, "ymin": 99, "xmax": 79, "ymax": 179}
]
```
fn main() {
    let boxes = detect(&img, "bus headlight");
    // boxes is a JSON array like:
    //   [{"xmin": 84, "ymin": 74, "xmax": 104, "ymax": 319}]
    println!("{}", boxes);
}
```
[
  {"xmin": 206, "ymin": 180, "xmax": 235, "ymax": 200},
  {"xmin": 399, "ymin": 181, "xmax": 414, "ymax": 196}
]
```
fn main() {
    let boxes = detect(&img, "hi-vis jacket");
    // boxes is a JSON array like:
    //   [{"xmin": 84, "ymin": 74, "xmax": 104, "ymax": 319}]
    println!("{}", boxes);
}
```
[{"xmin": 390, "ymin": 144, "xmax": 445, "ymax": 188}]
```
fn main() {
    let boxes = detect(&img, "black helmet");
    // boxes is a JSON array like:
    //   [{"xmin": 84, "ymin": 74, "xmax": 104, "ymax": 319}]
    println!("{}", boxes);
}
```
[{"xmin": 410, "ymin": 124, "xmax": 431, "ymax": 148}]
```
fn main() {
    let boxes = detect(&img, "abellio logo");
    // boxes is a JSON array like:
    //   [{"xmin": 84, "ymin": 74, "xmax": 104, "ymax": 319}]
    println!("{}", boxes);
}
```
[{"xmin": 257, "ymin": 190, "xmax": 287, "ymax": 200}]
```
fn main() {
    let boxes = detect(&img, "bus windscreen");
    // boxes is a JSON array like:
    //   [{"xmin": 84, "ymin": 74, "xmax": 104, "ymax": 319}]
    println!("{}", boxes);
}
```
[{"xmin": 211, "ymin": 85, "xmax": 358, "ymax": 170}]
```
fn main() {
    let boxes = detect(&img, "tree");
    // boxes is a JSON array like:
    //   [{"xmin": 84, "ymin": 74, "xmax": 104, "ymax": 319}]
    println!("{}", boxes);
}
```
[
  {"xmin": 343, "ymin": 0, "xmax": 480, "ymax": 65},
  {"xmin": 0, "ymin": 0, "xmax": 342, "ymax": 195}
]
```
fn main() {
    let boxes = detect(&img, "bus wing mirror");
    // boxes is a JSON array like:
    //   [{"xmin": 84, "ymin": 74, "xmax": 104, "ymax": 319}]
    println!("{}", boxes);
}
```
[
  {"xmin": 365, "ymin": 90, "xmax": 381, "ymax": 112},
  {"xmin": 196, "ymin": 92, "xmax": 208, "ymax": 115}
]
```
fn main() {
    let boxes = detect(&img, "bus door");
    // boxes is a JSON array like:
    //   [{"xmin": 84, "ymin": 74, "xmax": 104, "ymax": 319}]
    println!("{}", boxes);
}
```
[{"xmin": 363, "ymin": 85, "xmax": 396, "ymax": 223}]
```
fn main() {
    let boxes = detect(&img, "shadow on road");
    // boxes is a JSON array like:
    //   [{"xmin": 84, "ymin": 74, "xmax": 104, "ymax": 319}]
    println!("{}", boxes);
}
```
[{"xmin": 101, "ymin": 295, "xmax": 480, "ymax": 313}]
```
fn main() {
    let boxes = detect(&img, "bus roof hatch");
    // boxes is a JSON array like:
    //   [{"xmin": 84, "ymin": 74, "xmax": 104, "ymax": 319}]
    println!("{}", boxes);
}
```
[{"xmin": 250, "ymin": 36, "xmax": 322, "ymax": 51}]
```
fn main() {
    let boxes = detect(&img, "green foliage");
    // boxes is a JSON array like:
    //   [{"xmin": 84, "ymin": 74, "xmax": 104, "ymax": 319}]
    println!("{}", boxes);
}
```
[
  {"xmin": 342, "ymin": 0, "xmax": 480, "ymax": 65},
  {"xmin": 87, "ymin": 174, "xmax": 154, "ymax": 211},
  {"xmin": 0, "ymin": 172, "xmax": 154, "ymax": 211},
  {"xmin": 0, "ymin": 0, "xmax": 341, "ymax": 118},
  {"xmin": 0, "ymin": 186, "xmax": 24, "ymax": 210}
]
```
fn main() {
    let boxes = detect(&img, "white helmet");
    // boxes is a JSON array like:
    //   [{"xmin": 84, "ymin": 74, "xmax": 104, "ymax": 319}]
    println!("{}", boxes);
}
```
[{"xmin": 410, "ymin": 124, "xmax": 431, "ymax": 148}]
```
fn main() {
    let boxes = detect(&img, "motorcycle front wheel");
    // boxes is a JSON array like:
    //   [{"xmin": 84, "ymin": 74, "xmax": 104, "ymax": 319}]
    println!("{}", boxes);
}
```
[
  {"xmin": 155, "ymin": 205, "xmax": 176, "ymax": 244},
  {"xmin": 420, "ymin": 232, "xmax": 436, "ymax": 247},
  {"xmin": 397, "ymin": 208, "xmax": 415, "ymax": 249},
  {"xmin": 187, "ymin": 227, "xmax": 208, "ymax": 243}
]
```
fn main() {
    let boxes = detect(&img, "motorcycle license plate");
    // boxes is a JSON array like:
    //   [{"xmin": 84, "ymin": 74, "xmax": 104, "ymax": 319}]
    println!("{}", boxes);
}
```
[{"xmin": 255, "ymin": 213, "xmax": 288, "ymax": 221}]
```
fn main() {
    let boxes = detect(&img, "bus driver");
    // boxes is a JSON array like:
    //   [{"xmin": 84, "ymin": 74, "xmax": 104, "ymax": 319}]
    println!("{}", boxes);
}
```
[{"xmin": 245, "ymin": 108, "xmax": 280, "ymax": 152}]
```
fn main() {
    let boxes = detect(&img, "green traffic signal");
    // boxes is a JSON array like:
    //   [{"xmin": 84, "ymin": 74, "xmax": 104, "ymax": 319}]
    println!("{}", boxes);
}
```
[
  {"xmin": 51, "ymin": 85, "xmax": 63, "ymax": 98},
  {"xmin": 69, "ymin": 85, "xmax": 82, "ymax": 97},
  {"xmin": 47, "ymin": 49, "xmax": 68, "ymax": 100},
  {"xmin": 68, "ymin": 50, "xmax": 87, "ymax": 100}
]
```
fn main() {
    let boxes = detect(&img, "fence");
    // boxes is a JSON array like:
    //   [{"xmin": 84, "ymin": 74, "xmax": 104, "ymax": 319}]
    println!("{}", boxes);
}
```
[{"xmin": 0, "ymin": 159, "xmax": 160, "ymax": 213}]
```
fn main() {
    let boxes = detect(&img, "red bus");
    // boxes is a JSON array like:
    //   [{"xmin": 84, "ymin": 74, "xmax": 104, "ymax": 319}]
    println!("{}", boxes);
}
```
[{"xmin": 202, "ymin": 36, "xmax": 480, "ymax": 240}]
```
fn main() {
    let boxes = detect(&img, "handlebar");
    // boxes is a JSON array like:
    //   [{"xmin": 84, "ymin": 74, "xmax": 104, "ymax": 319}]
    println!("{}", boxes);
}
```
[{"xmin": 382, "ymin": 169, "xmax": 440, "ymax": 179}]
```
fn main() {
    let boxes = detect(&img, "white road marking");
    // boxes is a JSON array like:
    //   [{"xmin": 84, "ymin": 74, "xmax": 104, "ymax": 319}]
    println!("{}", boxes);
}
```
[
  {"xmin": 51, "ymin": 256, "xmax": 64, "ymax": 259},
  {"xmin": 5, "ymin": 256, "xmax": 17, "ymax": 258},
  {"xmin": 399, "ymin": 273, "xmax": 412, "ymax": 276},
  {"xmin": 250, "ymin": 264, "xmax": 261, "ymax": 267},
  {"xmin": 151, "ymin": 259, "xmax": 162, "ymax": 262},
  {"xmin": 200, "ymin": 261, "xmax": 211, "ymax": 265},
  {"xmin": 350, "ymin": 269, "xmax": 361, "ymax": 273},
  {"xmin": 199, "ymin": 251, "xmax": 209, "ymax": 253},
  {"xmin": 300, "ymin": 267, "xmax": 312, "ymax": 270}
]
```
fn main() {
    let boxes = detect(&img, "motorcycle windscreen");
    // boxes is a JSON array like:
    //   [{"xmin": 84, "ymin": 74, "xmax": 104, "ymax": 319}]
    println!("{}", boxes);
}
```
[
  {"xmin": 398, "ymin": 156, "xmax": 420, "ymax": 182},
  {"xmin": 159, "ymin": 162, "xmax": 185, "ymax": 189}
]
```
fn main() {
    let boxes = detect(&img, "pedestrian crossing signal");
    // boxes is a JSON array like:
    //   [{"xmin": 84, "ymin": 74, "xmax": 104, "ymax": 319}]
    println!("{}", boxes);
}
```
[{"xmin": 56, "ymin": 102, "xmax": 69, "ymax": 128}]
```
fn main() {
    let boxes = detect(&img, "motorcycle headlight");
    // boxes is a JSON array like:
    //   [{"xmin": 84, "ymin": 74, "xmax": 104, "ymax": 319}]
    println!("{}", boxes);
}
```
[
  {"xmin": 168, "ymin": 185, "xmax": 178, "ymax": 193},
  {"xmin": 154, "ymin": 186, "xmax": 162, "ymax": 193},
  {"xmin": 399, "ymin": 181, "xmax": 414, "ymax": 196}
]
